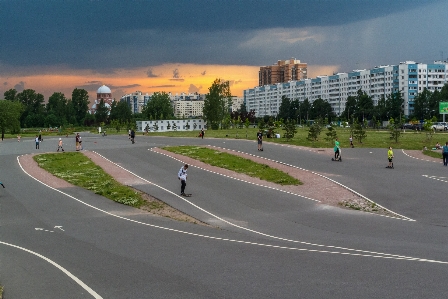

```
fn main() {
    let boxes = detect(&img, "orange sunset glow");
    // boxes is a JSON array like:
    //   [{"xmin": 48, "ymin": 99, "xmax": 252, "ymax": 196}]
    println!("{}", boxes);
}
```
[{"xmin": 1, "ymin": 63, "xmax": 339, "ymax": 101}]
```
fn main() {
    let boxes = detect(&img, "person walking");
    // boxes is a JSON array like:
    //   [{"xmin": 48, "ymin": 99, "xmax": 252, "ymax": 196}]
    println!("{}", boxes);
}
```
[
  {"xmin": 75, "ymin": 133, "xmax": 80, "ymax": 151},
  {"xmin": 386, "ymin": 146, "xmax": 394, "ymax": 168},
  {"xmin": 442, "ymin": 142, "xmax": 448, "ymax": 166},
  {"xmin": 201, "ymin": 128, "xmax": 204, "ymax": 139},
  {"xmin": 57, "ymin": 138, "xmax": 65, "ymax": 152},
  {"xmin": 130, "ymin": 129, "xmax": 135, "ymax": 144},
  {"xmin": 349, "ymin": 135, "xmax": 353, "ymax": 148},
  {"xmin": 17, "ymin": 134, "xmax": 21, "ymax": 142},
  {"xmin": 178, "ymin": 164, "xmax": 188, "ymax": 196},
  {"xmin": 257, "ymin": 129, "xmax": 263, "ymax": 151},
  {"xmin": 35, "ymin": 135, "xmax": 40, "ymax": 149}
]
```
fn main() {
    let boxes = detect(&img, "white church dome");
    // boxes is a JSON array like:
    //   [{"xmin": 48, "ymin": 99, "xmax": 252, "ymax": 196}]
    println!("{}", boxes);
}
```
[{"xmin": 97, "ymin": 85, "xmax": 111, "ymax": 94}]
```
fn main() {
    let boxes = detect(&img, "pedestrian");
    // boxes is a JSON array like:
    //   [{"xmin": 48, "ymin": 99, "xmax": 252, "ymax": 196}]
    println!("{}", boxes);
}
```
[
  {"xmin": 57, "ymin": 138, "xmax": 65, "ymax": 152},
  {"xmin": 334, "ymin": 138, "xmax": 340, "ymax": 160},
  {"xmin": 386, "ymin": 146, "xmax": 394, "ymax": 168},
  {"xmin": 17, "ymin": 134, "xmax": 21, "ymax": 142},
  {"xmin": 349, "ymin": 135, "xmax": 353, "ymax": 148},
  {"xmin": 35, "ymin": 135, "xmax": 40, "ymax": 149},
  {"xmin": 201, "ymin": 128, "xmax": 204, "ymax": 139},
  {"xmin": 130, "ymin": 129, "xmax": 135, "ymax": 144},
  {"xmin": 128, "ymin": 129, "xmax": 131, "ymax": 139},
  {"xmin": 442, "ymin": 142, "xmax": 448, "ymax": 166},
  {"xmin": 178, "ymin": 164, "xmax": 188, "ymax": 196},
  {"xmin": 79, "ymin": 135, "xmax": 83, "ymax": 150},
  {"xmin": 38, "ymin": 134, "xmax": 43, "ymax": 142},
  {"xmin": 257, "ymin": 129, "xmax": 263, "ymax": 151},
  {"xmin": 75, "ymin": 133, "xmax": 80, "ymax": 151}
]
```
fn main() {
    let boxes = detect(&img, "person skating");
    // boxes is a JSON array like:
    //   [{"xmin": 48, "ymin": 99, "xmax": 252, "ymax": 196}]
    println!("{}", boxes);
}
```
[
  {"xmin": 35, "ymin": 135, "xmax": 40, "ymax": 149},
  {"xmin": 75, "ymin": 133, "xmax": 80, "ymax": 151},
  {"xmin": 178, "ymin": 164, "xmax": 188, "ymax": 196},
  {"xmin": 257, "ymin": 129, "xmax": 263, "ymax": 151},
  {"xmin": 201, "ymin": 128, "xmax": 204, "ymax": 139},
  {"xmin": 386, "ymin": 146, "xmax": 394, "ymax": 168},
  {"xmin": 57, "ymin": 138, "xmax": 65, "ymax": 152},
  {"xmin": 130, "ymin": 129, "xmax": 135, "ymax": 144},
  {"xmin": 334, "ymin": 138, "xmax": 340, "ymax": 160},
  {"xmin": 442, "ymin": 142, "xmax": 448, "ymax": 166}
]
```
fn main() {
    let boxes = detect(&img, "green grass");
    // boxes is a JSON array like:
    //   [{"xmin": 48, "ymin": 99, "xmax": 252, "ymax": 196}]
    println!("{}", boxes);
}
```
[
  {"xmin": 33, "ymin": 152, "xmax": 144, "ymax": 207},
  {"xmin": 422, "ymin": 149, "xmax": 443, "ymax": 159},
  {"xmin": 164, "ymin": 146, "xmax": 301, "ymax": 186},
  {"xmin": 150, "ymin": 126, "xmax": 448, "ymax": 150}
]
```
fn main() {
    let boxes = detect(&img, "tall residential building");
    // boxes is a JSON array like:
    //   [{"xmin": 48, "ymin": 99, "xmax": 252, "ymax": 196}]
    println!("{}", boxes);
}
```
[
  {"xmin": 170, "ymin": 93, "xmax": 205, "ymax": 118},
  {"xmin": 259, "ymin": 58, "xmax": 308, "ymax": 86},
  {"xmin": 245, "ymin": 61, "xmax": 448, "ymax": 117},
  {"xmin": 120, "ymin": 91, "xmax": 150, "ymax": 114}
]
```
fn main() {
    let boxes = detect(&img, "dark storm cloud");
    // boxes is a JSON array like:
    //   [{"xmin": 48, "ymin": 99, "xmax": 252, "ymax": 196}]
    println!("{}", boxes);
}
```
[
  {"xmin": 0, "ymin": 0, "xmax": 443, "ymax": 71},
  {"xmin": 14, "ymin": 81, "xmax": 25, "ymax": 92},
  {"xmin": 201, "ymin": 71, "xmax": 206, "ymax": 76},
  {"xmin": 149, "ymin": 85, "xmax": 176, "ymax": 88},
  {"xmin": 146, "ymin": 68, "xmax": 158, "ymax": 78}
]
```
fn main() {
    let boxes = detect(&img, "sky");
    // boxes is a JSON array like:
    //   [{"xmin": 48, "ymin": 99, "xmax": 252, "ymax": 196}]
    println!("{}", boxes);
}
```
[{"xmin": 1, "ymin": 0, "xmax": 447, "ymax": 102}]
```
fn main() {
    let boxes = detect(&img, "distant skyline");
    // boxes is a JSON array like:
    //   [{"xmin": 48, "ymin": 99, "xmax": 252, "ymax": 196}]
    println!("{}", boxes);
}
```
[{"xmin": 1, "ymin": 0, "xmax": 447, "ymax": 100}]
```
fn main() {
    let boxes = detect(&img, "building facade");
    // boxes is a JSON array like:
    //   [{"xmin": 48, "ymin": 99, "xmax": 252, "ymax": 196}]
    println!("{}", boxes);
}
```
[
  {"xmin": 170, "ymin": 93, "xmax": 205, "ymax": 118},
  {"xmin": 120, "ymin": 91, "xmax": 150, "ymax": 114},
  {"xmin": 259, "ymin": 58, "xmax": 308, "ymax": 86},
  {"xmin": 245, "ymin": 61, "xmax": 448, "ymax": 117}
]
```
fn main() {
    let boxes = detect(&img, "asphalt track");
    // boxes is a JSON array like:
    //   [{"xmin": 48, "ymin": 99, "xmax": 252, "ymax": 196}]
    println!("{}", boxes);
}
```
[{"xmin": 1, "ymin": 133, "xmax": 448, "ymax": 298}]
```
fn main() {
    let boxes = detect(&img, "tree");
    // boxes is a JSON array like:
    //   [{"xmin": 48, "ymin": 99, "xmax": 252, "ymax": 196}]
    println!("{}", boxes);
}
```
[
  {"xmin": 4, "ymin": 88, "xmax": 18, "ymax": 101},
  {"xmin": 110, "ymin": 100, "xmax": 132, "ymax": 125},
  {"xmin": 356, "ymin": 89, "xmax": 374, "ymax": 122},
  {"xmin": 278, "ymin": 96, "xmax": 291, "ymax": 120},
  {"xmin": 282, "ymin": 119, "xmax": 297, "ymax": 141},
  {"xmin": 325, "ymin": 126, "xmax": 338, "ymax": 144},
  {"xmin": 353, "ymin": 119, "xmax": 367, "ymax": 143},
  {"xmin": 342, "ymin": 95, "xmax": 357, "ymax": 124},
  {"xmin": 142, "ymin": 92, "xmax": 173, "ymax": 120},
  {"xmin": 388, "ymin": 118, "xmax": 401, "ymax": 143},
  {"xmin": 0, "ymin": 100, "xmax": 22, "ymax": 139},
  {"xmin": 95, "ymin": 99, "xmax": 109, "ymax": 124},
  {"xmin": 413, "ymin": 88, "xmax": 432, "ymax": 120},
  {"xmin": 47, "ymin": 92, "xmax": 68, "ymax": 126},
  {"xmin": 310, "ymin": 98, "xmax": 334, "ymax": 122},
  {"xmin": 385, "ymin": 92, "xmax": 404, "ymax": 121},
  {"xmin": 71, "ymin": 88, "xmax": 90, "ymax": 125},
  {"xmin": 203, "ymin": 79, "xmax": 232, "ymax": 129},
  {"xmin": 16, "ymin": 89, "xmax": 46, "ymax": 128}
]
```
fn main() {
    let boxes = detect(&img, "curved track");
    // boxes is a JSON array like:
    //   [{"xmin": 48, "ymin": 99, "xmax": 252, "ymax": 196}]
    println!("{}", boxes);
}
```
[{"xmin": 1, "ymin": 134, "xmax": 448, "ymax": 298}]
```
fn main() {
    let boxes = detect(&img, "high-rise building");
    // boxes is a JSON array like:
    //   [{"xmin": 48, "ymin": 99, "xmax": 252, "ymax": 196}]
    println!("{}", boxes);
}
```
[
  {"xmin": 259, "ymin": 58, "xmax": 307, "ymax": 86},
  {"xmin": 120, "ymin": 91, "xmax": 151, "ymax": 114},
  {"xmin": 245, "ymin": 61, "xmax": 448, "ymax": 117}
]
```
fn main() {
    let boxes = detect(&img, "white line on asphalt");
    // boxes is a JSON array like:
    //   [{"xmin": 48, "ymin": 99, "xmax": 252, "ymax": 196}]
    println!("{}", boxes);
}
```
[
  {"xmin": 16, "ymin": 155, "xmax": 443, "ymax": 264},
  {"xmin": 0, "ymin": 240, "xmax": 103, "ymax": 299}
]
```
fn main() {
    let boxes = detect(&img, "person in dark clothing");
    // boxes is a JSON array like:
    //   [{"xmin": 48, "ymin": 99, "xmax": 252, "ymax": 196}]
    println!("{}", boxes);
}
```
[
  {"xmin": 443, "ymin": 142, "xmax": 448, "ymax": 166},
  {"xmin": 201, "ymin": 128, "xmax": 204, "ymax": 139},
  {"xmin": 257, "ymin": 129, "xmax": 263, "ymax": 151},
  {"xmin": 178, "ymin": 164, "xmax": 188, "ymax": 195},
  {"xmin": 130, "ymin": 129, "xmax": 135, "ymax": 144}
]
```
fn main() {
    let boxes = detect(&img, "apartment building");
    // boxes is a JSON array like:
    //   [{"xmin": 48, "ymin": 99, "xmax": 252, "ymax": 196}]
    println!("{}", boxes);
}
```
[
  {"xmin": 170, "ymin": 93, "xmax": 205, "ymax": 118},
  {"xmin": 120, "ymin": 91, "xmax": 150, "ymax": 114},
  {"xmin": 259, "ymin": 58, "xmax": 308, "ymax": 86},
  {"xmin": 245, "ymin": 61, "xmax": 448, "ymax": 117}
]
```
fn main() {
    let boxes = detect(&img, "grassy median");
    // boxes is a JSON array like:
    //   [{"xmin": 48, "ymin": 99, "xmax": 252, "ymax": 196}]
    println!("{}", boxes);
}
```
[
  {"xmin": 33, "ymin": 152, "xmax": 144, "ymax": 207},
  {"xmin": 164, "ymin": 146, "xmax": 301, "ymax": 185}
]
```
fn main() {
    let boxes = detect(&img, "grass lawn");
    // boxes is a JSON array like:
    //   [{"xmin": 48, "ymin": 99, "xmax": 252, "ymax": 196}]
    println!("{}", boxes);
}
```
[
  {"xmin": 422, "ymin": 149, "xmax": 443, "ymax": 159},
  {"xmin": 147, "ymin": 126, "xmax": 448, "ymax": 150},
  {"xmin": 164, "ymin": 145, "xmax": 301, "ymax": 185},
  {"xmin": 33, "ymin": 152, "xmax": 144, "ymax": 207}
]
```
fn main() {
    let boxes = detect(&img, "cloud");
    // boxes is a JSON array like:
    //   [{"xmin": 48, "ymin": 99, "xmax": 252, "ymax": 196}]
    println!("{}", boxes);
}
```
[
  {"xmin": 188, "ymin": 84, "xmax": 201, "ymax": 93},
  {"xmin": 172, "ymin": 68, "xmax": 180, "ymax": 79},
  {"xmin": 85, "ymin": 80, "xmax": 102, "ymax": 84},
  {"xmin": 169, "ymin": 78, "xmax": 185, "ymax": 82},
  {"xmin": 14, "ymin": 81, "xmax": 25, "ymax": 92},
  {"xmin": 146, "ymin": 68, "xmax": 158, "ymax": 77},
  {"xmin": 3, "ymin": 81, "xmax": 7, "ymax": 86},
  {"xmin": 109, "ymin": 84, "xmax": 141, "ymax": 89},
  {"xmin": 201, "ymin": 70, "xmax": 206, "ymax": 76},
  {"xmin": 149, "ymin": 85, "xmax": 176, "ymax": 88}
]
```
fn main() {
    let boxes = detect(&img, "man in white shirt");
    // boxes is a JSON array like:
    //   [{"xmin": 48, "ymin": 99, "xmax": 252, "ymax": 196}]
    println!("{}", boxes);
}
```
[{"xmin": 178, "ymin": 164, "xmax": 188, "ymax": 195}]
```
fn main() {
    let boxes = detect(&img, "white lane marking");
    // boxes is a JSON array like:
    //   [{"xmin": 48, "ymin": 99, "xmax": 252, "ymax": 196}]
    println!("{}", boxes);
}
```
[
  {"xmin": 0, "ymin": 240, "xmax": 103, "ymax": 298},
  {"xmin": 35, "ymin": 228, "xmax": 54, "ymax": 233},
  {"xmin": 402, "ymin": 149, "xmax": 442, "ymax": 163},
  {"xmin": 422, "ymin": 175, "xmax": 448, "ymax": 183},
  {"xmin": 17, "ymin": 155, "xmax": 441, "ymax": 264},
  {"xmin": 54, "ymin": 226, "xmax": 65, "ymax": 231},
  {"xmin": 208, "ymin": 145, "xmax": 414, "ymax": 221}
]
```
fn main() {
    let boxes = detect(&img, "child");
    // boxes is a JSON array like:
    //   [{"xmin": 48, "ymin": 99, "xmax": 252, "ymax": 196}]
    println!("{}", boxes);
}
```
[
  {"xmin": 334, "ymin": 138, "xmax": 340, "ymax": 160},
  {"xmin": 386, "ymin": 146, "xmax": 394, "ymax": 168},
  {"xmin": 17, "ymin": 134, "xmax": 21, "ymax": 142},
  {"xmin": 57, "ymin": 138, "xmax": 65, "ymax": 152}
]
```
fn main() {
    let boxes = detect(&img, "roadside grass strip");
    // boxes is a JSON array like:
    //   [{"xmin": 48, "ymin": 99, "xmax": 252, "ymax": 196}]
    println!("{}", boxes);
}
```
[
  {"xmin": 163, "ymin": 146, "xmax": 301, "ymax": 186},
  {"xmin": 17, "ymin": 154, "xmax": 446, "ymax": 264},
  {"xmin": 209, "ymin": 144, "xmax": 414, "ymax": 222},
  {"xmin": 33, "ymin": 152, "xmax": 144, "ymax": 207}
]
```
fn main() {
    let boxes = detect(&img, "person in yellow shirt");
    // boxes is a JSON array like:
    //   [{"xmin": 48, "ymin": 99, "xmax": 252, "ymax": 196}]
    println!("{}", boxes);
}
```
[{"xmin": 386, "ymin": 147, "xmax": 394, "ymax": 169}]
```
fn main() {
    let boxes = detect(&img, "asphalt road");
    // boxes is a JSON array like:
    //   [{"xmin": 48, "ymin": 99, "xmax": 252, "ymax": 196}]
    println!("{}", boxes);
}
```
[{"xmin": 1, "ymin": 133, "xmax": 448, "ymax": 298}]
